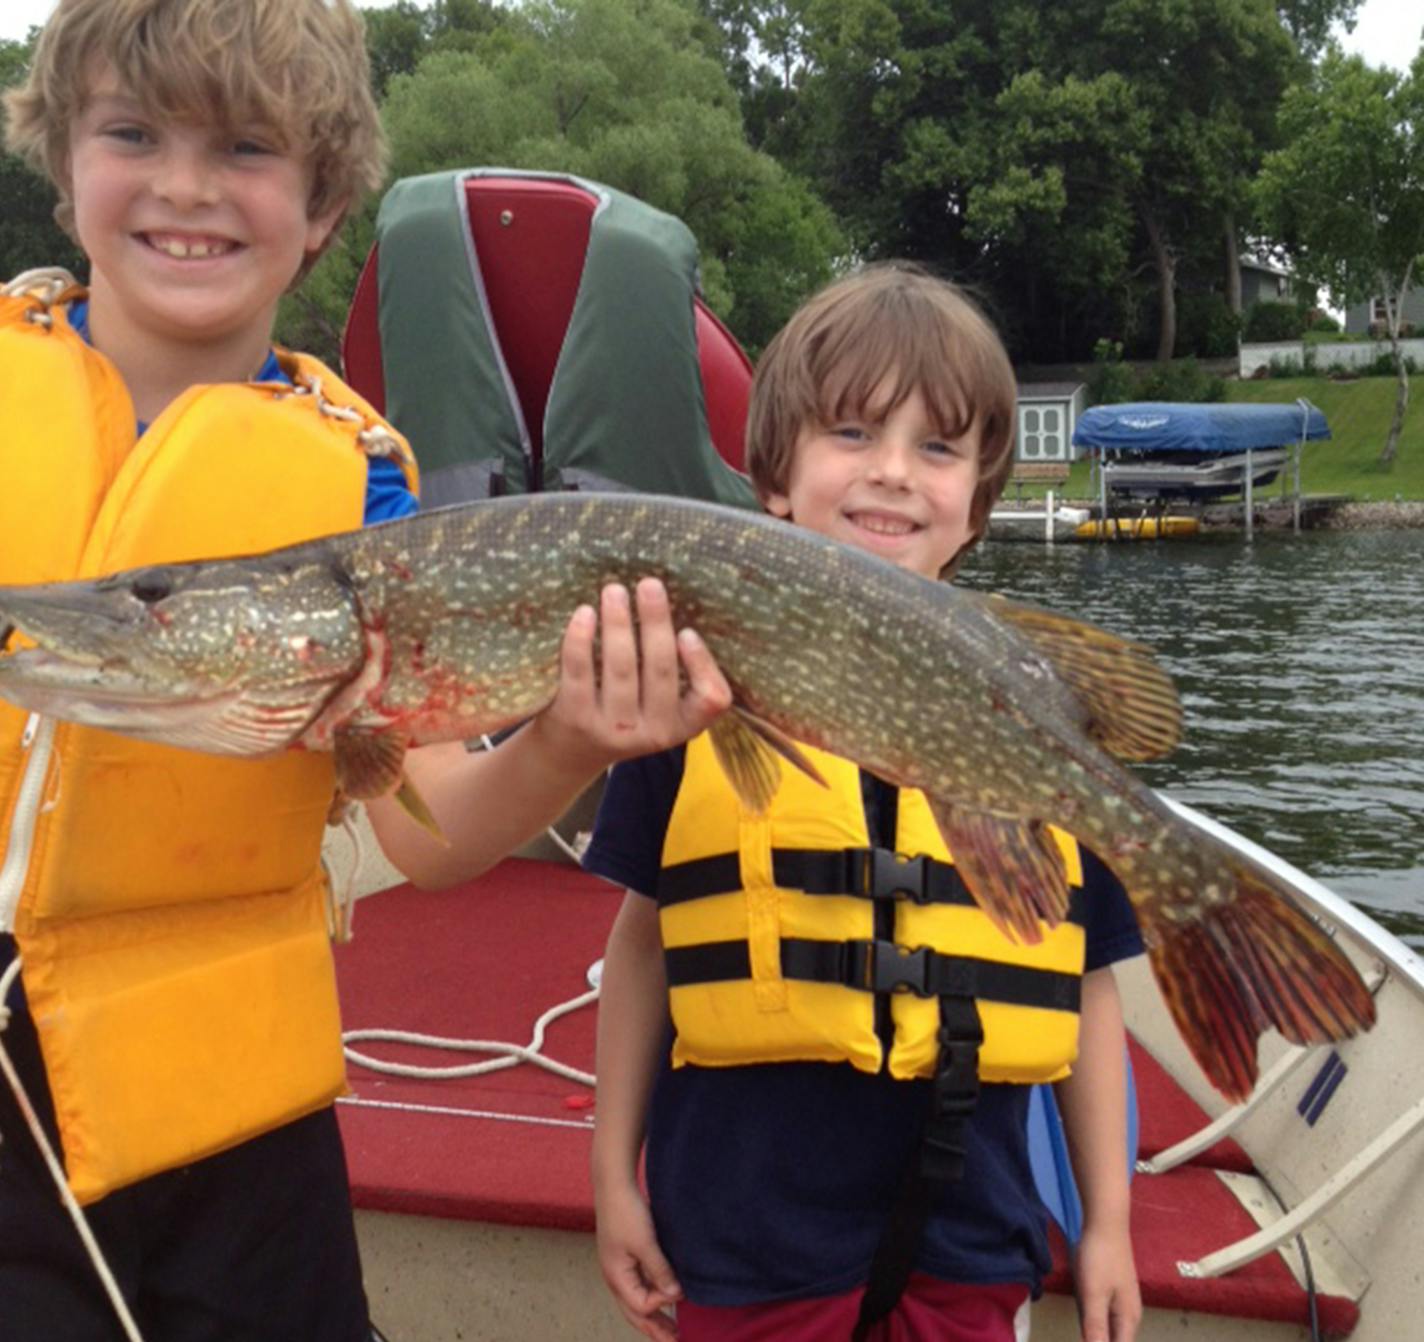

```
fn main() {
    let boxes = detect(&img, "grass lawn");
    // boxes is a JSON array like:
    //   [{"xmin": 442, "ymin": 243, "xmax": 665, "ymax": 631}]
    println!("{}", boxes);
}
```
[
  {"xmin": 1010, "ymin": 373, "xmax": 1424, "ymax": 502},
  {"xmin": 1224, "ymin": 376, "xmax": 1423, "ymax": 500}
]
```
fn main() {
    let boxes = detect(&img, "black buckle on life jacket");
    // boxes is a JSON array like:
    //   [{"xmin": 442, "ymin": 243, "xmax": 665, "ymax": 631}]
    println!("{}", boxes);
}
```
[
  {"xmin": 854, "ymin": 849, "xmax": 933, "ymax": 903},
  {"xmin": 847, "ymin": 940, "xmax": 933, "ymax": 996},
  {"xmin": 921, "ymin": 999, "xmax": 985, "ymax": 1180}
]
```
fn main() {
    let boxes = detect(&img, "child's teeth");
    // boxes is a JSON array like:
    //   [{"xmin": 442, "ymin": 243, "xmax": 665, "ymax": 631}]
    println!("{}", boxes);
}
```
[{"xmin": 152, "ymin": 237, "xmax": 225, "ymax": 258}]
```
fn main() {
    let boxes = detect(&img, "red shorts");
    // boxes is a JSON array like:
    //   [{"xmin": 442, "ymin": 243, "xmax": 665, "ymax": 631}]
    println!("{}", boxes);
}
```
[{"xmin": 675, "ymin": 1275, "xmax": 1030, "ymax": 1342}]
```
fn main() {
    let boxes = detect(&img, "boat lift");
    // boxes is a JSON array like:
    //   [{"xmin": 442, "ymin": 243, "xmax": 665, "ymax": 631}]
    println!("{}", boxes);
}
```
[{"xmin": 1072, "ymin": 400, "xmax": 1331, "ymax": 540}]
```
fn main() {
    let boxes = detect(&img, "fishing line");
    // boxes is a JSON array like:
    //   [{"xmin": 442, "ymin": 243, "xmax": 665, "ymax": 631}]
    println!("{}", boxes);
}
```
[{"xmin": 0, "ymin": 957, "xmax": 147, "ymax": 1342}]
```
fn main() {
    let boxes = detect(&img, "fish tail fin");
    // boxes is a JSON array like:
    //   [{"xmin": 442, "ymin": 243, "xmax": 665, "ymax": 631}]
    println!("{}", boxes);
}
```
[{"xmin": 1145, "ymin": 855, "xmax": 1376, "ymax": 1103}]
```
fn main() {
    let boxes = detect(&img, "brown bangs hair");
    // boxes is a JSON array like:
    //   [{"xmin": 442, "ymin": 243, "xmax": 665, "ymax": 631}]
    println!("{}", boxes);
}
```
[
  {"xmin": 3, "ymin": 0, "xmax": 386, "ymax": 264},
  {"xmin": 746, "ymin": 263, "xmax": 1018, "ymax": 569}
]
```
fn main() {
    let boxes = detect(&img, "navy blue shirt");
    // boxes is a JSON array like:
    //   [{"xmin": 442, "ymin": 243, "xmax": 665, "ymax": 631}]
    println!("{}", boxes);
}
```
[
  {"xmin": 64, "ymin": 299, "xmax": 417, "ymax": 525},
  {"xmin": 583, "ymin": 745, "xmax": 1144, "ymax": 1306}
]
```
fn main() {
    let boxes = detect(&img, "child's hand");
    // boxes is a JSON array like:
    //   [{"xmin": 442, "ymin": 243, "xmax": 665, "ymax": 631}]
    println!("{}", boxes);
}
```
[
  {"xmin": 1074, "ymin": 1221, "xmax": 1141, "ymax": 1342},
  {"xmin": 595, "ymin": 1177, "xmax": 682, "ymax": 1339},
  {"xmin": 535, "ymin": 578, "xmax": 732, "ymax": 774}
]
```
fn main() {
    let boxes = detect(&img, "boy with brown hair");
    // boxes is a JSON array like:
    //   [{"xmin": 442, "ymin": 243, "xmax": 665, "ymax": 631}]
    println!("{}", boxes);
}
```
[
  {"xmin": 0, "ymin": 2, "xmax": 728, "ymax": 1338},
  {"xmin": 586, "ymin": 265, "xmax": 1143, "ymax": 1342}
]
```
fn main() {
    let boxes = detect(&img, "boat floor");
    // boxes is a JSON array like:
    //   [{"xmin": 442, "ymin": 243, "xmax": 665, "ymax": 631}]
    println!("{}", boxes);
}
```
[{"xmin": 336, "ymin": 859, "xmax": 1358, "ymax": 1339}]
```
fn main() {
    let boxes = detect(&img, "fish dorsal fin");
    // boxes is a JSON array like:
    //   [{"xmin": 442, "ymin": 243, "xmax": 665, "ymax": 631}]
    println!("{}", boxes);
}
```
[
  {"xmin": 925, "ymin": 796, "xmax": 1070, "ymax": 944},
  {"xmin": 335, "ymin": 724, "xmax": 447, "ymax": 843},
  {"xmin": 976, "ymin": 592, "xmax": 1183, "ymax": 762},
  {"xmin": 708, "ymin": 707, "xmax": 829, "ymax": 815}
]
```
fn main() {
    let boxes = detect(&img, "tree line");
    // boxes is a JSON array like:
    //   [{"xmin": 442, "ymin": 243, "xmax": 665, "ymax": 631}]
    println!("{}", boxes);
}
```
[{"xmin": 2, "ymin": 0, "xmax": 1420, "ymax": 455}]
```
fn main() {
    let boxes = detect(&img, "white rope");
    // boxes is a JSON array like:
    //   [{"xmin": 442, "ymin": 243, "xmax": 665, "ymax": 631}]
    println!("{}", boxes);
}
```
[
  {"xmin": 0, "ymin": 957, "xmax": 146, "ymax": 1342},
  {"xmin": 339, "ymin": 736, "xmax": 600, "ymax": 1099},
  {"xmin": 337, "ymin": 1094, "xmax": 595, "ymax": 1132},
  {"xmin": 322, "ymin": 806, "xmax": 363, "ymax": 944},
  {"xmin": 343, "ymin": 985, "xmax": 598, "ymax": 1087}
]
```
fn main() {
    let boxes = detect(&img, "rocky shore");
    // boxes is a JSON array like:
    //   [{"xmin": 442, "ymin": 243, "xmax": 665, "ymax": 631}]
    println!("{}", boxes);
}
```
[
  {"xmin": 1058, "ymin": 496, "xmax": 1424, "ymax": 532},
  {"xmin": 1199, "ymin": 498, "xmax": 1424, "ymax": 532},
  {"xmin": 1311, "ymin": 499, "xmax": 1424, "ymax": 530}
]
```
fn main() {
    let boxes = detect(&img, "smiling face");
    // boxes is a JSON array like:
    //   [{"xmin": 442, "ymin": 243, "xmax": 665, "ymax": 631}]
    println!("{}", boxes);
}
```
[
  {"xmin": 65, "ymin": 64, "xmax": 343, "ymax": 370},
  {"xmin": 764, "ymin": 385, "xmax": 982, "ymax": 580}
]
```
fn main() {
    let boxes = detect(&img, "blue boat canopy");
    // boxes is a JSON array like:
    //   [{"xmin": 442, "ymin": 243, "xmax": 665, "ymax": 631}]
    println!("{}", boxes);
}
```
[{"xmin": 1072, "ymin": 401, "xmax": 1330, "ymax": 455}]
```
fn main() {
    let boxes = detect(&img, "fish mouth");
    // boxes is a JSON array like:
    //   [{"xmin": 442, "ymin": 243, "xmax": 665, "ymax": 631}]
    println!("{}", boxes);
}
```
[
  {"xmin": 0, "ymin": 647, "xmax": 236, "ymax": 729},
  {"xmin": 0, "ymin": 647, "xmax": 331, "ymax": 755}
]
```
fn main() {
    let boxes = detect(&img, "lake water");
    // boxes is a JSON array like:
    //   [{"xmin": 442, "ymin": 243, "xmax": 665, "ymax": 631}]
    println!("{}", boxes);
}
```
[{"xmin": 958, "ymin": 528, "xmax": 1424, "ymax": 944}]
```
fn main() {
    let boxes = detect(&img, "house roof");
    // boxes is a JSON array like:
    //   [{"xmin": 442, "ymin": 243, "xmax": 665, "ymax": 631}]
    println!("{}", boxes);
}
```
[
  {"xmin": 1017, "ymin": 381, "xmax": 1084, "ymax": 398},
  {"xmin": 1239, "ymin": 256, "xmax": 1293, "ymax": 278}
]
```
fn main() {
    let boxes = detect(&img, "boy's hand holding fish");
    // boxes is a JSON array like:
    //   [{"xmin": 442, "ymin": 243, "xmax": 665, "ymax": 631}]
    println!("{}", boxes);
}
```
[{"xmin": 369, "ymin": 576, "xmax": 731, "ymax": 888}]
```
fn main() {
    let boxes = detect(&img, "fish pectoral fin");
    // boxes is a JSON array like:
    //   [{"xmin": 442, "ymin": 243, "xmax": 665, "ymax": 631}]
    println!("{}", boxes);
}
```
[
  {"xmin": 334, "ymin": 725, "xmax": 450, "ymax": 845},
  {"xmin": 335, "ymin": 724, "xmax": 408, "ymax": 799},
  {"xmin": 707, "ymin": 708, "xmax": 827, "ymax": 814},
  {"xmin": 973, "ymin": 592, "xmax": 1183, "ymax": 763},
  {"xmin": 925, "ymin": 799, "xmax": 1069, "ymax": 945}
]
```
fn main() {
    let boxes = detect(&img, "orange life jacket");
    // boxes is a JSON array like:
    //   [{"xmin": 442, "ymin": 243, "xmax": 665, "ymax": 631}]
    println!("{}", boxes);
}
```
[{"xmin": 0, "ymin": 273, "xmax": 418, "ymax": 1203}]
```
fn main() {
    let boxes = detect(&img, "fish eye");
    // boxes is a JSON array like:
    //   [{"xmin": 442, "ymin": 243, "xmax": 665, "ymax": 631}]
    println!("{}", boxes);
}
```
[{"xmin": 129, "ymin": 568, "xmax": 174, "ymax": 604}]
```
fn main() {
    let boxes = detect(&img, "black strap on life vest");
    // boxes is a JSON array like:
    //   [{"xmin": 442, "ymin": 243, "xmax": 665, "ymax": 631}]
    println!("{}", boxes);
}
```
[
  {"xmin": 664, "ymin": 936, "xmax": 1081, "ymax": 1014},
  {"xmin": 853, "ymin": 994, "xmax": 985, "ymax": 1339},
  {"xmin": 658, "ymin": 846, "xmax": 1088, "ymax": 924}
]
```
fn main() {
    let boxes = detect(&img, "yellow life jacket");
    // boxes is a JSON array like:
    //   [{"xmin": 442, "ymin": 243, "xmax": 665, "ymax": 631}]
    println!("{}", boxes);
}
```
[
  {"xmin": 0, "ymin": 273, "xmax": 418, "ymax": 1204},
  {"xmin": 658, "ymin": 733, "xmax": 1086, "ymax": 1085}
]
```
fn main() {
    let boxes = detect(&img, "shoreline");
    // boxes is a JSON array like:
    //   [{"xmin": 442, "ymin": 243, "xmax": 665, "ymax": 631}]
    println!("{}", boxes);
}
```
[{"xmin": 1055, "ymin": 498, "xmax": 1424, "ymax": 532}]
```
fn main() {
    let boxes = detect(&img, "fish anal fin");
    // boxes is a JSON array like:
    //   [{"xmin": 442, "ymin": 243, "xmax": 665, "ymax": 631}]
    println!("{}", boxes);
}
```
[
  {"xmin": 925, "ymin": 798, "xmax": 1070, "ymax": 944},
  {"xmin": 979, "ymin": 593, "xmax": 1183, "ymax": 763},
  {"xmin": 1135, "ymin": 854, "xmax": 1376, "ymax": 1103},
  {"xmin": 708, "ymin": 708, "xmax": 827, "ymax": 815}
]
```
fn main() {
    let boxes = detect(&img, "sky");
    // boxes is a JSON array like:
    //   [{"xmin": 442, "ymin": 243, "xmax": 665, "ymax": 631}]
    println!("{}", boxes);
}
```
[{"xmin": 0, "ymin": 0, "xmax": 1421, "ymax": 70}]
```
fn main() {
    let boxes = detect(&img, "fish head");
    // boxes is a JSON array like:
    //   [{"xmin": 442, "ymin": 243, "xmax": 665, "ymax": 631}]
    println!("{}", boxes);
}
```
[{"xmin": 0, "ymin": 547, "xmax": 367, "ymax": 755}]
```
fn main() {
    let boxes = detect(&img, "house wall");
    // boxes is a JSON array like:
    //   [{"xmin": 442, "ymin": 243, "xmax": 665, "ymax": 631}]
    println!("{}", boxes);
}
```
[
  {"xmin": 1343, "ymin": 288, "xmax": 1424, "ymax": 336},
  {"xmin": 1240, "ymin": 268, "xmax": 1293, "ymax": 308}
]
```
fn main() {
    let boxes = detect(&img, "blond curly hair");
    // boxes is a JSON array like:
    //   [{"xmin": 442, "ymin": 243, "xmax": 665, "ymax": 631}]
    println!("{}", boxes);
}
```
[{"xmin": 3, "ymin": 0, "xmax": 387, "ymax": 268}]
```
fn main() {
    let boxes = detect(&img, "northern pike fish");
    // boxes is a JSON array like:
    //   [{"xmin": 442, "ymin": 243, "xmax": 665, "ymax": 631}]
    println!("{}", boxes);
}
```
[{"xmin": 0, "ymin": 493, "xmax": 1374, "ymax": 1099}]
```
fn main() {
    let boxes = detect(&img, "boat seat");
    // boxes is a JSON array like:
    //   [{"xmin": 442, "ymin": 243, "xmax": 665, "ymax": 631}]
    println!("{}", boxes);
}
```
[
  {"xmin": 1128, "ymin": 1034, "xmax": 1252, "ymax": 1173},
  {"xmin": 1042, "ymin": 1165, "xmax": 1359, "ymax": 1335},
  {"xmin": 340, "ymin": 173, "xmax": 754, "ymax": 477}
]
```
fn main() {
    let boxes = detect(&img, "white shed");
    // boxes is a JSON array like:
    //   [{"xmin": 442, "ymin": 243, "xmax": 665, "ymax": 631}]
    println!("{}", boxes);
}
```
[{"xmin": 1015, "ymin": 382, "xmax": 1087, "ymax": 463}]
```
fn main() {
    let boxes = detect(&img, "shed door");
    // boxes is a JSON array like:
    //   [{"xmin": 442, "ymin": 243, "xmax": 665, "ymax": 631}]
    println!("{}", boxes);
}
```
[{"xmin": 1018, "ymin": 404, "xmax": 1066, "ymax": 460}]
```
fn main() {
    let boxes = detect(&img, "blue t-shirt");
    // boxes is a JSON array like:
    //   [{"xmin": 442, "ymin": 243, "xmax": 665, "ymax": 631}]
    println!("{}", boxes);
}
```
[
  {"xmin": 65, "ymin": 299, "xmax": 418, "ymax": 525},
  {"xmin": 582, "ymin": 745, "xmax": 1145, "ymax": 1307}
]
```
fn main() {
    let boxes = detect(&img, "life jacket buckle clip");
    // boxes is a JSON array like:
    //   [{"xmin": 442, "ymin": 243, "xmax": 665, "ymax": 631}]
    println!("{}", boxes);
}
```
[
  {"xmin": 860, "ymin": 848, "xmax": 930, "ymax": 903},
  {"xmin": 852, "ymin": 939, "xmax": 932, "ymax": 996}
]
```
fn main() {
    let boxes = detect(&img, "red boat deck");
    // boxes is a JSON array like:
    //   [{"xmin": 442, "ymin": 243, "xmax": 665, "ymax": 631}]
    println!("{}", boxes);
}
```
[{"xmin": 335, "ymin": 858, "xmax": 1357, "ymax": 1336}]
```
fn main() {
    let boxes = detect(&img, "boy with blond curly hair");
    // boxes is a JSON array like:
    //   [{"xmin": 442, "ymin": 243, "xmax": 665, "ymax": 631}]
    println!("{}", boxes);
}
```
[
  {"xmin": 586, "ymin": 265, "xmax": 1143, "ymax": 1342},
  {"xmin": 0, "ymin": 2, "xmax": 728, "ymax": 1338}
]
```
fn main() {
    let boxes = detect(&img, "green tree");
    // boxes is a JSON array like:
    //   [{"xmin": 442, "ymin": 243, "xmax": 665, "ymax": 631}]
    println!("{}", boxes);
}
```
[
  {"xmin": 1256, "ymin": 48, "xmax": 1424, "ymax": 466},
  {"xmin": 1275, "ymin": 0, "xmax": 1361, "ymax": 59},
  {"xmin": 374, "ymin": 0, "xmax": 842, "ymax": 351},
  {"xmin": 0, "ymin": 37, "xmax": 86, "ymax": 282},
  {"xmin": 700, "ymin": 0, "xmax": 1311, "ymax": 363}
]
